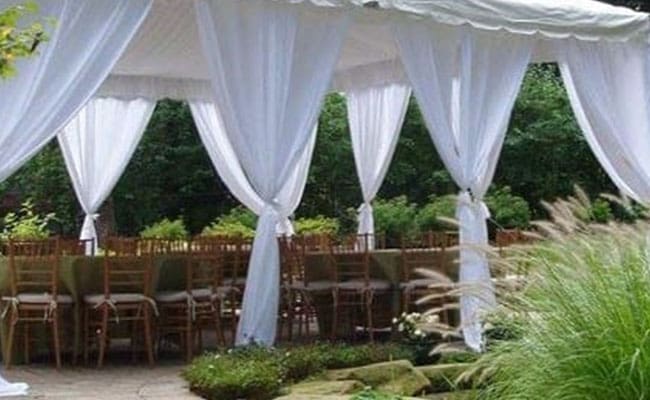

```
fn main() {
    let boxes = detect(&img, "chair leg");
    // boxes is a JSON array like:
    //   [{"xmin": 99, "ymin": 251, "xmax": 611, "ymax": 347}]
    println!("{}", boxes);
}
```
[
  {"xmin": 23, "ymin": 323, "xmax": 29, "ymax": 365},
  {"xmin": 185, "ymin": 307, "xmax": 193, "ymax": 363},
  {"xmin": 97, "ymin": 304, "xmax": 109, "ymax": 368},
  {"xmin": 365, "ymin": 291, "xmax": 374, "ymax": 343},
  {"xmin": 143, "ymin": 304, "xmax": 154, "ymax": 367},
  {"xmin": 51, "ymin": 309, "xmax": 62, "ymax": 369},
  {"xmin": 330, "ymin": 289, "xmax": 338, "ymax": 342},
  {"xmin": 5, "ymin": 318, "xmax": 16, "ymax": 369},
  {"xmin": 83, "ymin": 306, "xmax": 89, "ymax": 365},
  {"xmin": 213, "ymin": 301, "xmax": 226, "ymax": 348}
]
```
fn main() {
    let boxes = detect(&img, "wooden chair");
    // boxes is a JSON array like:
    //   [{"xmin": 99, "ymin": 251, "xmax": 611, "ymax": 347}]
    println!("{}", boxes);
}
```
[
  {"xmin": 3, "ymin": 238, "xmax": 72, "ymax": 369},
  {"xmin": 329, "ymin": 234, "xmax": 390, "ymax": 342},
  {"xmin": 400, "ymin": 233, "xmax": 454, "ymax": 322},
  {"xmin": 279, "ymin": 234, "xmax": 336, "ymax": 342},
  {"xmin": 217, "ymin": 236, "xmax": 250, "ymax": 342},
  {"xmin": 83, "ymin": 238, "xmax": 155, "ymax": 367},
  {"xmin": 155, "ymin": 238, "xmax": 227, "ymax": 361}
]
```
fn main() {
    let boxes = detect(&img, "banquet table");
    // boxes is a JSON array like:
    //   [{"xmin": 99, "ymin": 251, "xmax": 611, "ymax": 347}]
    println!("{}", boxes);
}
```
[
  {"xmin": 0, "ymin": 255, "xmax": 189, "ymax": 363},
  {"xmin": 303, "ymin": 248, "xmax": 459, "ymax": 338}
]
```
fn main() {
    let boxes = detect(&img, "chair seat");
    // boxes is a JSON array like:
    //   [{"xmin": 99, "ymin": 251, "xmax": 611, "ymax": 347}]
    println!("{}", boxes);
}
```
[
  {"xmin": 83, "ymin": 293, "xmax": 148, "ymax": 305},
  {"xmin": 399, "ymin": 279, "xmax": 453, "ymax": 290},
  {"xmin": 336, "ymin": 279, "xmax": 391, "ymax": 291},
  {"xmin": 11, "ymin": 293, "xmax": 73, "ymax": 304},
  {"xmin": 155, "ymin": 287, "xmax": 234, "ymax": 303},
  {"xmin": 224, "ymin": 277, "xmax": 247, "ymax": 286},
  {"xmin": 289, "ymin": 280, "xmax": 335, "ymax": 291}
]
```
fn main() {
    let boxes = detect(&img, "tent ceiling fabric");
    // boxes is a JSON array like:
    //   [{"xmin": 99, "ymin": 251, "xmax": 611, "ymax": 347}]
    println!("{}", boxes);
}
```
[{"xmin": 104, "ymin": 0, "xmax": 649, "ymax": 99}]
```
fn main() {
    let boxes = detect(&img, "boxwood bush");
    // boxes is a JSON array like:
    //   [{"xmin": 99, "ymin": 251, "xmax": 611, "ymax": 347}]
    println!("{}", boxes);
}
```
[{"xmin": 201, "ymin": 206, "xmax": 257, "ymax": 239}]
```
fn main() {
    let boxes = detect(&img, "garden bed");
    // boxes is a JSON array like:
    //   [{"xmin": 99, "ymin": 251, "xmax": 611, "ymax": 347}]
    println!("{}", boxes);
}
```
[{"xmin": 183, "ymin": 343, "xmax": 476, "ymax": 400}]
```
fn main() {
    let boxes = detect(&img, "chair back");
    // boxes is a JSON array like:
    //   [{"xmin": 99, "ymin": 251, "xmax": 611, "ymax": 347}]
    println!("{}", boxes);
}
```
[
  {"xmin": 299, "ymin": 233, "xmax": 331, "ymax": 252},
  {"xmin": 278, "ymin": 235, "xmax": 303, "ymax": 286},
  {"xmin": 7, "ymin": 238, "xmax": 60, "ymax": 297},
  {"xmin": 59, "ymin": 238, "xmax": 95, "ymax": 256},
  {"xmin": 400, "ymin": 233, "xmax": 444, "ymax": 282},
  {"xmin": 103, "ymin": 238, "xmax": 152, "ymax": 296},
  {"xmin": 329, "ymin": 234, "xmax": 371, "ymax": 284},
  {"xmin": 495, "ymin": 229, "xmax": 527, "ymax": 248},
  {"xmin": 220, "ymin": 236, "xmax": 250, "ymax": 288},
  {"xmin": 187, "ymin": 238, "xmax": 223, "ymax": 292},
  {"xmin": 148, "ymin": 239, "xmax": 188, "ymax": 254}
]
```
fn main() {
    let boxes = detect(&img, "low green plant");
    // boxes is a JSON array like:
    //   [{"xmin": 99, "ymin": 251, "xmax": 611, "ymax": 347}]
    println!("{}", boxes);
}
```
[
  {"xmin": 394, "ymin": 312, "xmax": 441, "ymax": 365},
  {"xmin": 1, "ymin": 199, "xmax": 55, "ymax": 240},
  {"xmin": 202, "ymin": 206, "xmax": 257, "ymax": 239},
  {"xmin": 468, "ymin": 195, "xmax": 650, "ymax": 399},
  {"xmin": 350, "ymin": 389, "xmax": 403, "ymax": 400},
  {"xmin": 415, "ymin": 194, "xmax": 457, "ymax": 232},
  {"xmin": 184, "ymin": 352, "xmax": 283, "ymax": 400},
  {"xmin": 485, "ymin": 186, "xmax": 531, "ymax": 229},
  {"xmin": 372, "ymin": 196, "xmax": 418, "ymax": 245},
  {"xmin": 294, "ymin": 215, "xmax": 339, "ymax": 235},
  {"xmin": 139, "ymin": 217, "xmax": 188, "ymax": 239}
]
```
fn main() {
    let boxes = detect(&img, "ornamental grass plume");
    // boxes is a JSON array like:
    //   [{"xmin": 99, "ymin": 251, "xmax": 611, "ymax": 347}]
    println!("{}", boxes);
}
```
[{"xmin": 463, "ymin": 191, "xmax": 650, "ymax": 399}]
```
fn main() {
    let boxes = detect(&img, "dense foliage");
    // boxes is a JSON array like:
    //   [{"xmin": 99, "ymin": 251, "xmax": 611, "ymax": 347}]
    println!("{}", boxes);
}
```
[
  {"xmin": 0, "ymin": 62, "xmax": 622, "ymax": 237},
  {"xmin": 0, "ymin": 2, "xmax": 48, "ymax": 78},
  {"xmin": 183, "ymin": 343, "xmax": 416, "ymax": 400},
  {"xmin": 201, "ymin": 206, "xmax": 256, "ymax": 239},
  {"xmin": 1, "ymin": 199, "xmax": 54, "ymax": 240},
  {"xmin": 139, "ymin": 217, "xmax": 188, "ymax": 239}
]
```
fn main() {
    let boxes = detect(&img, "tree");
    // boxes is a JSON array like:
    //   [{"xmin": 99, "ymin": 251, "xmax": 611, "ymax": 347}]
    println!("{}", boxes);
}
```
[{"xmin": 0, "ymin": 2, "xmax": 47, "ymax": 78}]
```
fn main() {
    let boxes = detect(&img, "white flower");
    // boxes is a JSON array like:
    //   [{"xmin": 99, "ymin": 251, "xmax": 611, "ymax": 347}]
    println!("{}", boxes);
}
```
[
  {"xmin": 392, "ymin": 317, "xmax": 398, "ymax": 324},
  {"xmin": 398, "ymin": 323, "xmax": 404, "ymax": 332},
  {"xmin": 414, "ymin": 329, "xmax": 423, "ymax": 336}
]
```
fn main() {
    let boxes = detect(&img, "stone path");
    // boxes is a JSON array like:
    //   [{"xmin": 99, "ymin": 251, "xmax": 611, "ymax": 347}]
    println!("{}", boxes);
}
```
[{"xmin": 1, "ymin": 364, "xmax": 200, "ymax": 399}]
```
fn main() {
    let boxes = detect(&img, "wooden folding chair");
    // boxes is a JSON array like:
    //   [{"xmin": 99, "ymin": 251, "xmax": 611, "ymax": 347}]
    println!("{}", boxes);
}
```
[
  {"xmin": 83, "ymin": 238, "xmax": 155, "ymax": 367},
  {"xmin": 399, "ymin": 232, "xmax": 454, "ymax": 322},
  {"xmin": 3, "ymin": 238, "xmax": 73, "ymax": 369},
  {"xmin": 330, "ymin": 234, "xmax": 390, "ymax": 342}
]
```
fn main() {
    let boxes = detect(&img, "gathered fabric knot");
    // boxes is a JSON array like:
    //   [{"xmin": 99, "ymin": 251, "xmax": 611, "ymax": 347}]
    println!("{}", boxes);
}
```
[{"xmin": 457, "ymin": 190, "xmax": 490, "ymax": 221}]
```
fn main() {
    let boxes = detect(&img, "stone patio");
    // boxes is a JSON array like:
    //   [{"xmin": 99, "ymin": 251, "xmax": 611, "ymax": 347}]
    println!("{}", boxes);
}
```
[{"xmin": 1, "ymin": 364, "xmax": 200, "ymax": 400}]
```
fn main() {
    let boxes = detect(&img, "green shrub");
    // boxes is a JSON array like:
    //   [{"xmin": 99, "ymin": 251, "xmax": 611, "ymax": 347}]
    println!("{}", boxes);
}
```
[
  {"xmin": 485, "ymin": 186, "xmax": 531, "ymax": 229},
  {"xmin": 139, "ymin": 217, "xmax": 188, "ymax": 239},
  {"xmin": 184, "ymin": 353, "xmax": 283, "ymax": 400},
  {"xmin": 415, "ymin": 194, "xmax": 457, "ymax": 232},
  {"xmin": 294, "ymin": 215, "xmax": 339, "ymax": 235},
  {"xmin": 350, "ymin": 389, "xmax": 403, "ymax": 400},
  {"xmin": 1, "ymin": 199, "xmax": 55, "ymax": 240},
  {"xmin": 471, "ymin": 205, "xmax": 650, "ymax": 399},
  {"xmin": 372, "ymin": 196, "xmax": 418, "ymax": 245},
  {"xmin": 202, "ymin": 206, "xmax": 257, "ymax": 239},
  {"xmin": 589, "ymin": 198, "xmax": 613, "ymax": 223}
]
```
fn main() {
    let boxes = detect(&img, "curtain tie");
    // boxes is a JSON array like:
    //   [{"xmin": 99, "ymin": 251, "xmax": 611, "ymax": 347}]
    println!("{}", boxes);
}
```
[
  {"xmin": 457, "ymin": 190, "xmax": 490, "ymax": 221},
  {"xmin": 357, "ymin": 202, "xmax": 374, "ymax": 234}
]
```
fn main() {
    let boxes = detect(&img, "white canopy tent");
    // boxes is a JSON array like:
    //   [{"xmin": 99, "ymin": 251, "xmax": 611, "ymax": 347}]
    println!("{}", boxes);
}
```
[{"xmin": 1, "ymin": 1, "xmax": 650, "ymax": 385}]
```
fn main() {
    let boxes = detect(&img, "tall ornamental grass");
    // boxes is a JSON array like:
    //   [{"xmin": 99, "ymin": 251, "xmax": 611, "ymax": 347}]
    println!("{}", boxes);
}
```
[{"xmin": 469, "ymin": 191, "xmax": 650, "ymax": 399}]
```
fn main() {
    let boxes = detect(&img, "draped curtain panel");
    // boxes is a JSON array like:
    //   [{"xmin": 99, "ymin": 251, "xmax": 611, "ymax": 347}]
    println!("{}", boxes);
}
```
[
  {"xmin": 195, "ymin": 0, "xmax": 350, "ymax": 345},
  {"xmin": 58, "ymin": 97, "xmax": 156, "ymax": 253},
  {"xmin": 393, "ymin": 20, "xmax": 533, "ymax": 351},
  {"xmin": 189, "ymin": 100, "xmax": 317, "ymax": 236},
  {"xmin": 346, "ymin": 84, "xmax": 411, "ymax": 246},
  {"xmin": 556, "ymin": 39, "xmax": 650, "ymax": 203},
  {"xmin": 0, "ymin": 0, "xmax": 152, "ymax": 183}
]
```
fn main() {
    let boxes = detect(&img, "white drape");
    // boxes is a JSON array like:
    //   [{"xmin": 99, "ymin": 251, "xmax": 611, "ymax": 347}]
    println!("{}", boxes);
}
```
[
  {"xmin": 58, "ymin": 97, "xmax": 156, "ymax": 253},
  {"xmin": 556, "ymin": 39, "xmax": 650, "ymax": 203},
  {"xmin": 0, "ymin": 0, "xmax": 152, "ymax": 183},
  {"xmin": 195, "ymin": 0, "xmax": 350, "ymax": 345},
  {"xmin": 189, "ymin": 101, "xmax": 317, "ymax": 236},
  {"xmin": 347, "ymin": 84, "xmax": 411, "ymax": 245},
  {"xmin": 393, "ymin": 21, "xmax": 533, "ymax": 351}
]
